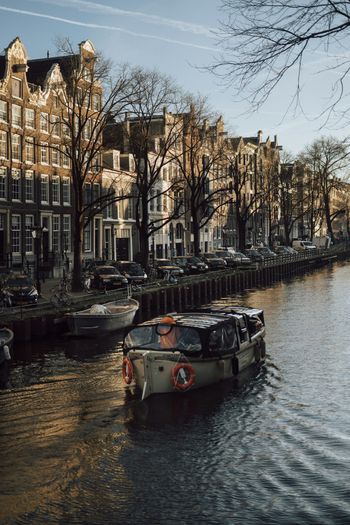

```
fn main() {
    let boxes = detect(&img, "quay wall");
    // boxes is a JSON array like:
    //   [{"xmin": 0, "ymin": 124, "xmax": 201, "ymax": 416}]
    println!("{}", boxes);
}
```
[{"xmin": 5, "ymin": 247, "xmax": 350, "ymax": 343}]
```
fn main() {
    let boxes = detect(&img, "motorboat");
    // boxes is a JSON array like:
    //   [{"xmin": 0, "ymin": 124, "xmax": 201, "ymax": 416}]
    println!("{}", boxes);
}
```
[
  {"xmin": 121, "ymin": 306, "xmax": 266, "ymax": 400},
  {"xmin": 66, "ymin": 298, "xmax": 139, "ymax": 336}
]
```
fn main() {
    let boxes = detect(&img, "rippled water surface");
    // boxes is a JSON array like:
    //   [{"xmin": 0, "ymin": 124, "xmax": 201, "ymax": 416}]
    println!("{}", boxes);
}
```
[{"xmin": 1, "ymin": 263, "xmax": 350, "ymax": 525}]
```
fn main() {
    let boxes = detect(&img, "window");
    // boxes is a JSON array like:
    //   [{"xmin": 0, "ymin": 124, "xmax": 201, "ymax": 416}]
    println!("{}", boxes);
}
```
[
  {"xmin": 0, "ymin": 131, "xmax": 7, "ymax": 158},
  {"xmin": 62, "ymin": 177, "xmax": 71, "ymax": 205},
  {"xmin": 12, "ymin": 215, "xmax": 21, "ymax": 254},
  {"xmin": 93, "ymin": 183, "xmax": 100, "ymax": 203},
  {"xmin": 93, "ymin": 94, "xmax": 101, "ymax": 111},
  {"xmin": 12, "ymin": 104, "xmax": 22, "ymax": 127},
  {"xmin": 25, "ymin": 171, "xmax": 34, "ymax": 202},
  {"xmin": 41, "ymin": 174, "xmax": 49, "ymax": 203},
  {"xmin": 52, "ymin": 215, "xmax": 60, "ymax": 254},
  {"xmin": 12, "ymin": 77, "xmax": 22, "ymax": 98},
  {"xmin": 84, "ymin": 221, "xmax": 91, "ymax": 251},
  {"xmin": 40, "ymin": 112, "xmax": 49, "ymax": 133},
  {"xmin": 12, "ymin": 134, "xmax": 21, "ymax": 160},
  {"xmin": 25, "ymin": 136, "xmax": 35, "ymax": 163},
  {"xmin": 52, "ymin": 176, "xmax": 60, "ymax": 204},
  {"xmin": 40, "ymin": 143, "xmax": 48, "ymax": 164},
  {"xmin": 52, "ymin": 146, "xmax": 59, "ymax": 166},
  {"xmin": 25, "ymin": 215, "xmax": 34, "ymax": 253},
  {"xmin": 0, "ymin": 100, "xmax": 7, "ymax": 122},
  {"xmin": 63, "ymin": 215, "xmax": 71, "ymax": 251},
  {"xmin": 25, "ymin": 108, "xmax": 35, "ymax": 129},
  {"xmin": 62, "ymin": 147, "xmax": 70, "ymax": 168},
  {"xmin": 11, "ymin": 169, "xmax": 21, "ymax": 201},
  {"xmin": 52, "ymin": 115, "xmax": 60, "ymax": 137},
  {"xmin": 0, "ymin": 168, "xmax": 7, "ymax": 200},
  {"xmin": 63, "ymin": 122, "xmax": 70, "ymax": 138}
]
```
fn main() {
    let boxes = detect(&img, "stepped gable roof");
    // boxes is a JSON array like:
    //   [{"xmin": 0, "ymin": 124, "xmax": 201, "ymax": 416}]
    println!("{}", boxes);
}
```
[
  {"xmin": 27, "ymin": 54, "xmax": 79, "ymax": 87},
  {"xmin": 0, "ymin": 55, "xmax": 6, "ymax": 79}
]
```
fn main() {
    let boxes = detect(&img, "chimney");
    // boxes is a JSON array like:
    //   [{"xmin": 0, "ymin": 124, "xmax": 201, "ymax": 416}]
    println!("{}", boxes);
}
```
[
  {"xmin": 47, "ymin": 50, "xmax": 50, "ymax": 59},
  {"xmin": 257, "ymin": 130, "xmax": 263, "ymax": 144}
]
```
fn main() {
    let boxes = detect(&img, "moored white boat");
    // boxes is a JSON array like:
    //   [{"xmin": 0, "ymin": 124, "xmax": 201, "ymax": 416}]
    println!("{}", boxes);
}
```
[
  {"xmin": 67, "ymin": 298, "xmax": 139, "ymax": 336},
  {"xmin": 121, "ymin": 306, "xmax": 266, "ymax": 400}
]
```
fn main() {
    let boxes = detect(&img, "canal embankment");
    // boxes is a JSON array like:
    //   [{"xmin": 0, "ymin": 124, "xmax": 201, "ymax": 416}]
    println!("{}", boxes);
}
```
[{"xmin": 2, "ymin": 244, "xmax": 349, "ymax": 342}]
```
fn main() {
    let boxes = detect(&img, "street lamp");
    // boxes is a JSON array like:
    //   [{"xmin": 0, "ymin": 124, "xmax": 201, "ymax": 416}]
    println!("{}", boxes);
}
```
[{"xmin": 31, "ymin": 225, "xmax": 48, "ymax": 296}]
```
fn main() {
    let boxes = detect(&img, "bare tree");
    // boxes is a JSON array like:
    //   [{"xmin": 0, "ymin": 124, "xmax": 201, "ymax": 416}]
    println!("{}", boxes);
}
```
[
  {"xmin": 300, "ymin": 136, "xmax": 350, "ymax": 241},
  {"xmin": 211, "ymin": 1, "xmax": 350, "ymax": 121},
  {"xmin": 106, "ymin": 68, "xmax": 187, "ymax": 271},
  {"xmin": 51, "ymin": 39, "xmax": 134, "ymax": 290},
  {"xmin": 176, "ymin": 98, "xmax": 231, "ymax": 256}
]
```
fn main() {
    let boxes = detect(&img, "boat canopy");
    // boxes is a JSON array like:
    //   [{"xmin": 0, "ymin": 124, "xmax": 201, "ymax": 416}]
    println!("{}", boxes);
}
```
[{"xmin": 123, "ymin": 312, "xmax": 241, "ymax": 356}]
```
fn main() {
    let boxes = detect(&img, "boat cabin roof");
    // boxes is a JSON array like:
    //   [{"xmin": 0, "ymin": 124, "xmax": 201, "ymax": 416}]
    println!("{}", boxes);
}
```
[{"xmin": 137, "ymin": 312, "xmax": 239, "ymax": 332}]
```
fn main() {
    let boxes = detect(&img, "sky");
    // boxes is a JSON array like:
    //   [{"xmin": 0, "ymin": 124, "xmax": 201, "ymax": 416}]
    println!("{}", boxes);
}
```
[{"xmin": 0, "ymin": 0, "xmax": 348, "ymax": 156}]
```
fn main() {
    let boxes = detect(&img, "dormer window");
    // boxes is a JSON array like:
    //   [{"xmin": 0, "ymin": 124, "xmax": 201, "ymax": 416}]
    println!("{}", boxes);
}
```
[{"xmin": 12, "ymin": 77, "xmax": 22, "ymax": 98}]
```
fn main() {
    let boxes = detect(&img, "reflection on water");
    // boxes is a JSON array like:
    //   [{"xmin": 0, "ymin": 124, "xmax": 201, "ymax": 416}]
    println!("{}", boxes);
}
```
[{"xmin": 1, "ymin": 262, "xmax": 350, "ymax": 524}]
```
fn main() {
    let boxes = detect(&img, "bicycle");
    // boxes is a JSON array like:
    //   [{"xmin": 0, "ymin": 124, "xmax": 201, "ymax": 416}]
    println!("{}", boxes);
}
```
[{"xmin": 50, "ymin": 281, "xmax": 72, "ymax": 307}]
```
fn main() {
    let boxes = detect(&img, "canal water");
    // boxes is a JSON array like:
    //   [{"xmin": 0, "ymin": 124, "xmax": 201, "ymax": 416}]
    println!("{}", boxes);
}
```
[{"xmin": 1, "ymin": 262, "xmax": 350, "ymax": 525}]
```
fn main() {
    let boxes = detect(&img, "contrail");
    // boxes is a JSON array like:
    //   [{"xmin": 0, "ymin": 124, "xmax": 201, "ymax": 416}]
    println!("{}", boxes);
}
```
[
  {"xmin": 0, "ymin": 5, "xmax": 216, "ymax": 51},
  {"xmin": 28, "ymin": 0, "xmax": 215, "ymax": 38}
]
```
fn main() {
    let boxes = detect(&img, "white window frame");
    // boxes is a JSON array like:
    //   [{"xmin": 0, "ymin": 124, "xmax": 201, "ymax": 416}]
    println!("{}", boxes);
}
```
[
  {"xmin": 12, "ymin": 134, "xmax": 21, "ymax": 161},
  {"xmin": 40, "ymin": 143, "xmax": 48, "ymax": 164},
  {"xmin": 25, "ymin": 170, "xmax": 34, "ymax": 202},
  {"xmin": 52, "ymin": 176, "xmax": 60, "ymax": 205},
  {"xmin": 12, "ymin": 214, "xmax": 21, "ymax": 254},
  {"xmin": 51, "ymin": 146, "xmax": 60, "ymax": 166},
  {"xmin": 25, "ymin": 136, "xmax": 35, "ymax": 164},
  {"xmin": 11, "ymin": 168, "xmax": 21, "ymax": 201},
  {"xmin": 40, "ymin": 112, "xmax": 49, "ymax": 133},
  {"xmin": 63, "ymin": 215, "xmax": 71, "ymax": 252},
  {"xmin": 0, "ymin": 168, "xmax": 7, "ymax": 200},
  {"xmin": 0, "ymin": 131, "xmax": 7, "ymax": 159},
  {"xmin": 52, "ymin": 215, "xmax": 60, "ymax": 254},
  {"xmin": 25, "ymin": 108, "xmax": 35, "ymax": 129},
  {"xmin": 25, "ymin": 215, "xmax": 34, "ymax": 254},
  {"xmin": 0, "ymin": 100, "xmax": 7, "ymax": 122},
  {"xmin": 41, "ymin": 174, "xmax": 49, "ymax": 204},
  {"xmin": 12, "ymin": 104, "xmax": 22, "ymax": 127},
  {"xmin": 62, "ymin": 177, "xmax": 71, "ymax": 205}
]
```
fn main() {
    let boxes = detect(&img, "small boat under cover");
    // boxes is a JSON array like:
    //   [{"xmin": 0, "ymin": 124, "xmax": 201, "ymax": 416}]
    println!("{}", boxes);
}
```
[
  {"xmin": 121, "ymin": 306, "xmax": 266, "ymax": 400},
  {"xmin": 67, "ymin": 298, "xmax": 139, "ymax": 336}
]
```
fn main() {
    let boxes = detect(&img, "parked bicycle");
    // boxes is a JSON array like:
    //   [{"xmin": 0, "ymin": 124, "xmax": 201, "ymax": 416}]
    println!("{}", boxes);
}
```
[{"xmin": 50, "ymin": 280, "xmax": 72, "ymax": 308}]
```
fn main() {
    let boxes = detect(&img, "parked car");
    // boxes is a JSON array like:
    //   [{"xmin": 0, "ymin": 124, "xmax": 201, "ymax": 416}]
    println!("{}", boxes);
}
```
[
  {"xmin": 83, "ymin": 259, "xmax": 113, "ymax": 272},
  {"xmin": 275, "ymin": 245, "xmax": 298, "ymax": 256},
  {"xmin": 201, "ymin": 253, "xmax": 227, "ymax": 270},
  {"xmin": 115, "ymin": 261, "xmax": 148, "ymax": 285},
  {"xmin": 256, "ymin": 246, "xmax": 278, "ymax": 258},
  {"xmin": 242, "ymin": 249, "xmax": 264, "ymax": 263},
  {"xmin": 1, "ymin": 274, "xmax": 39, "ymax": 306},
  {"xmin": 292, "ymin": 240, "xmax": 317, "ymax": 251},
  {"xmin": 90, "ymin": 266, "xmax": 128, "ymax": 290},
  {"xmin": 153, "ymin": 259, "xmax": 185, "ymax": 278},
  {"xmin": 171, "ymin": 256, "xmax": 209, "ymax": 274},
  {"xmin": 231, "ymin": 251, "xmax": 253, "ymax": 266},
  {"xmin": 215, "ymin": 250, "xmax": 237, "ymax": 267}
]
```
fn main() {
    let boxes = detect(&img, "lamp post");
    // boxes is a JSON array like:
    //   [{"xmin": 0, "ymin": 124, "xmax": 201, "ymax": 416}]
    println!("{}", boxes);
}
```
[{"xmin": 31, "ymin": 225, "xmax": 47, "ymax": 296}]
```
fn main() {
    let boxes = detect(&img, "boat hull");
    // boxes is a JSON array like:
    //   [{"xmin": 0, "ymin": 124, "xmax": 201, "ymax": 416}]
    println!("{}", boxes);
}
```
[
  {"xmin": 127, "ymin": 339, "xmax": 265, "ymax": 400},
  {"xmin": 67, "ymin": 299, "xmax": 139, "ymax": 336}
]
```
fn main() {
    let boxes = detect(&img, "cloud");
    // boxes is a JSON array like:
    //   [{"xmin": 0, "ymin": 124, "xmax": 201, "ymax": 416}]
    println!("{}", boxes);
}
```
[
  {"xmin": 28, "ymin": 0, "xmax": 215, "ymax": 38},
  {"xmin": 0, "ymin": 5, "xmax": 216, "ymax": 51}
]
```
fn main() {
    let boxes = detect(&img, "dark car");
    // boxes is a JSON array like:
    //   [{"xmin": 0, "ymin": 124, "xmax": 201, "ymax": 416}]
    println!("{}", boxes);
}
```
[
  {"xmin": 215, "ymin": 250, "xmax": 238, "ymax": 268},
  {"xmin": 275, "ymin": 245, "xmax": 298, "ymax": 256},
  {"xmin": 171, "ymin": 256, "xmax": 209, "ymax": 275},
  {"xmin": 83, "ymin": 259, "xmax": 113, "ymax": 272},
  {"xmin": 242, "ymin": 249, "xmax": 264, "ymax": 263},
  {"xmin": 201, "ymin": 253, "xmax": 227, "ymax": 270},
  {"xmin": 90, "ymin": 266, "xmax": 128, "ymax": 290},
  {"xmin": 257, "ymin": 246, "xmax": 278, "ymax": 259},
  {"xmin": 231, "ymin": 251, "xmax": 253, "ymax": 266},
  {"xmin": 1, "ymin": 274, "xmax": 39, "ymax": 306},
  {"xmin": 153, "ymin": 259, "xmax": 185, "ymax": 278},
  {"xmin": 115, "ymin": 261, "xmax": 148, "ymax": 284}
]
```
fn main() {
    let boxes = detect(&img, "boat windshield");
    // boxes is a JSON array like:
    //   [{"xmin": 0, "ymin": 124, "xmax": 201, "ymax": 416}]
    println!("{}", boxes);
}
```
[{"xmin": 124, "ymin": 325, "xmax": 202, "ymax": 353}]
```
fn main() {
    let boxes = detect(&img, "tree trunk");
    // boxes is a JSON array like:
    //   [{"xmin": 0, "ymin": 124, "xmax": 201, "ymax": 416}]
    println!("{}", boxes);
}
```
[{"xmin": 72, "ymin": 215, "xmax": 83, "ymax": 292}]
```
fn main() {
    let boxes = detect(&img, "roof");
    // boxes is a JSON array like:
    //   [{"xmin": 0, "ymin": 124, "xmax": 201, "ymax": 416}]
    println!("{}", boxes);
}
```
[
  {"xmin": 26, "ymin": 55, "xmax": 79, "ymax": 87},
  {"xmin": 139, "ymin": 312, "xmax": 237, "ymax": 330}
]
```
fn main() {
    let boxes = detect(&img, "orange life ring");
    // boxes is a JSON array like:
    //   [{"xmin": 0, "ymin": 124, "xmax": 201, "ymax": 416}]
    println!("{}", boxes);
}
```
[
  {"xmin": 122, "ymin": 356, "xmax": 133, "ymax": 385},
  {"xmin": 171, "ymin": 363, "xmax": 196, "ymax": 391}
]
